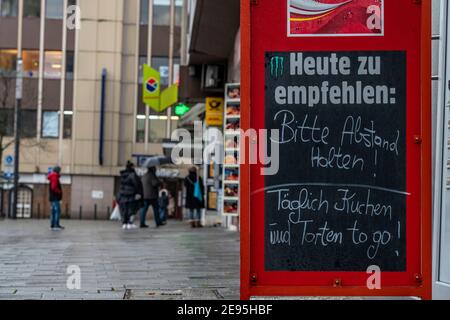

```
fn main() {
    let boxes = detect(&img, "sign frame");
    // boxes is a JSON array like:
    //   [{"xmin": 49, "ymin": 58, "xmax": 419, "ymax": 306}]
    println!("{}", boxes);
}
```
[{"xmin": 240, "ymin": 0, "xmax": 432, "ymax": 299}]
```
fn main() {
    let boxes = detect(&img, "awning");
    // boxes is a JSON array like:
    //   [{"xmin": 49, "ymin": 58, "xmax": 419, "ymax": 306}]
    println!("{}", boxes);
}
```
[{"xmin": 189, "ymin": 0, "xmax": 240, "ymax": 64}]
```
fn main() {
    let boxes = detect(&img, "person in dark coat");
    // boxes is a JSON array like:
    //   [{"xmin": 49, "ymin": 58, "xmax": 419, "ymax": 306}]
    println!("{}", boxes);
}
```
[
  {"xmin": 184, "ymin": 167, "xmax": 205, "ymax": 228},
  {"xmin": 118, "ymin": 161, "xmax": 143, "ymax": 229},
  {"xmin": 48, "ymin": 166, "xmax": 64, "ymax": 230},
  {"xmin": 140, "ymin": 167, "xmax": 163, "ymax": 228}
]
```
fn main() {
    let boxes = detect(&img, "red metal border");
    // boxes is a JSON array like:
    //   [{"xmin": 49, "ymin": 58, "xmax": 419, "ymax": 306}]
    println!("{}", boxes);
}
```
[
  {"xmin": 240, "ymin": 0, "xmax": 432, "ymax": 300},
  {"xmin": 240, "ymin": 0, "xmax": 252, "ymax": 301}
]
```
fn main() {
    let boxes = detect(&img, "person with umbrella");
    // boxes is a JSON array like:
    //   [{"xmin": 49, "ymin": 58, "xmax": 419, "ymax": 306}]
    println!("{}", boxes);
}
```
[{"xmin": 139, "ymin": 156, "xmax": 169, "ymax": 228}]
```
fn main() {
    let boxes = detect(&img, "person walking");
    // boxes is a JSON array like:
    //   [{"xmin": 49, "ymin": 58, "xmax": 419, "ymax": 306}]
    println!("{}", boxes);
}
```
[
  {"xmin": 48, "ymin": 166, "xmax": 64, "ymax": 231},
  {"xmin": 140, "ymin": 167, "xmax": 163, "ymax": 228},
  {"xmin": 118, "ymin": 161, "xmax": 143, "ymax": 230},
  {"xmin": 158, "ymin": 190, "xmax": 169, "ymax": 224},
  {"xmin": 184, "ymin": 167, "xmax": 205, "ymax": 228}
]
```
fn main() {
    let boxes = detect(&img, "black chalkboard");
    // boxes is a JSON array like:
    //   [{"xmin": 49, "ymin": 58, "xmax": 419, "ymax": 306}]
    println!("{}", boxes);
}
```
[{"xmin": 264, "ymin": 51, "xmax": 406, "ymax": 272}]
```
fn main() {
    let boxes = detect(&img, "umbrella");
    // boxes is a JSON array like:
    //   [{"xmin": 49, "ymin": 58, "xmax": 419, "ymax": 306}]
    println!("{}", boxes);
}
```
[{"xmin": 141, "ymin": 156, "xmax": 172, "ymax": 168}]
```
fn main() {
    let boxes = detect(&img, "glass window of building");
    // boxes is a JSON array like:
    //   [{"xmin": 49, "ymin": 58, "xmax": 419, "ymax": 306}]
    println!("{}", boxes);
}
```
[
  {"xmin": 42, "ymin": 111, "xmax": 59, "ymax": 138},
  {"xmin": 0, "ymin": 49, "xmax": 17, "ymax": 73},
  {"xmin": 0, "ymin": 108, "xmax": 14, "ymax": 136},
  {"xmin": 153, "ymin": 0, "xmax": 182, "ymax": 26},
  {"xmin": 66, "ymin": 51, "xmax": 74, "ymax": 79},
  {"xmin": 148, "ymin": 118, "xmax": 166, "ymax": 143},
  {"xmin": 44, "ymin": 51, "xmax": 62, "ymax": 79},
  {"xmin": 0, "ymin": 0, "xmax": 18, "ymax": 17},
  {"xmin": 140, "ymin": 0, "xmax": 149, "ymax": 25},
  {"xmin": 20, "ymin": 109, "xmax": 37, "ymax": 138},
  {"xmin": 46, "ymin": 0, "xmax": 64, "ymax": 19},
  {"xmin": 140, "ymin": 0, "xmax": 182, "ymax": 26},
  {"xmin": 136, "ymin": 115, "xmax": 146, "ymax": 143},
  {"xmin": 22, "ymin": 50, "xmax": 39, "ymax": 77},
  {"xmin": 148, "ymin": 117, "xmax": 178, "ymax": 143},
  {"xmin": 23, "ymin": 0, "xmax": 40, "ymax": 17},
  {"xmin": 63, "ymin": 112, "xmax": 72, "ymax": 139}
]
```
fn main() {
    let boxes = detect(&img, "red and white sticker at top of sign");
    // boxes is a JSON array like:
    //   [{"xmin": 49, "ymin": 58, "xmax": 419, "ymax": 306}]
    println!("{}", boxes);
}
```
[{"xmin": 288, "ymin": 0, "xmax": 384, "ymax": 37}]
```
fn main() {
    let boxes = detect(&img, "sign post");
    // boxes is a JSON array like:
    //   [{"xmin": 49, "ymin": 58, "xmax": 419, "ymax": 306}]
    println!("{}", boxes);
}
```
[{"xmin": 241, "ymin": 0, "xmax": 431, "ymax": 299}]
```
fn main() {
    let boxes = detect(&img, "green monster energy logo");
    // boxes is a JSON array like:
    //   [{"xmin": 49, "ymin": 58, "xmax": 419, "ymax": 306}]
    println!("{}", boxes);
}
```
[{"xmin": 270, "ymin": 56, "xmax": 285, "ymax": 78}]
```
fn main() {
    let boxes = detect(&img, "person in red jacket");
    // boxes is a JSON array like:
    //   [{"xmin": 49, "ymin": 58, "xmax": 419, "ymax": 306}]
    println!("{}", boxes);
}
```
[{"xmin": 48, "ymin": 166, "xmax": 64, "ymax": 230}]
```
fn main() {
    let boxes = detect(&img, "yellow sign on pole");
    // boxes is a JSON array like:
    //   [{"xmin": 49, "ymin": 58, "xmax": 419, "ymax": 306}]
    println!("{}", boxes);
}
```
[
  {"xmin": 143, "ymin": 64, "xmax": 161, "ymax": 111},
  {"xmin": 143, "ymin": 64, "xmax": 178, "ymax": 113},
  {"xmin": 205, "ymin": 97, "xmax": 224, "ymax": 127}
]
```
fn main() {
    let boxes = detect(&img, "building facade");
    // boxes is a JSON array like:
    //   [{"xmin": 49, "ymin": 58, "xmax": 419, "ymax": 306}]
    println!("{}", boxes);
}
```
[{"xmin": 0, "ymin": 0, "xmax": 184, "ymax": 219}]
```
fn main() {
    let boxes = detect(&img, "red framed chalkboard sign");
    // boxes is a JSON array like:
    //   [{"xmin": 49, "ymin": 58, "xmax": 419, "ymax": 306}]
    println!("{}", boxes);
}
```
[{"xmin": 240, "ymin": 0, "xmax": 432, "ymax": 299}]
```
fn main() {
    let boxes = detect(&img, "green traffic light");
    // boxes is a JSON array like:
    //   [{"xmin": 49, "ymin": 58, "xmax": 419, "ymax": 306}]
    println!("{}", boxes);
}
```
[{"xmin": 175, "ymin": 104, "xmax": 190, "ymax": 116}]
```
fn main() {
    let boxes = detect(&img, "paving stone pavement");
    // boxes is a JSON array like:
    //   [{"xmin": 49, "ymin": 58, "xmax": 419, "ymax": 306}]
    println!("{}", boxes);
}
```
[{"xmin": 0, "ymin": 219, "xmax": 240, "ymax": 300}]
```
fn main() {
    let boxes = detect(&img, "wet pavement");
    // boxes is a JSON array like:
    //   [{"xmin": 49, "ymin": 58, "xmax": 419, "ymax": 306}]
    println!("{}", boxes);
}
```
[{"xmin": 0, "ymin": 219, "xmax": 240, "ymax": 300}]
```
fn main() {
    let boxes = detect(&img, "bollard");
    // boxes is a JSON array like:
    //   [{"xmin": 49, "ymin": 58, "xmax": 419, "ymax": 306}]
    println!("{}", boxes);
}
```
[
  {"xmin": 106, "ymin": 206, "xmax": 111, "ymax": 220},
  {"xmin": 79, "ymin": 206, "xmax": 82, "ymax": 220},
  {"xmin": 94, "ymin": 204, "xmax": 97, "ymax": 220}
]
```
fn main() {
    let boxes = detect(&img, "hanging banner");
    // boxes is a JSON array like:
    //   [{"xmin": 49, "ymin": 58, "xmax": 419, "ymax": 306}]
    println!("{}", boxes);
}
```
[{"xmin": 143, "ymin": 64, "xmax": 161, "ymax": 111}]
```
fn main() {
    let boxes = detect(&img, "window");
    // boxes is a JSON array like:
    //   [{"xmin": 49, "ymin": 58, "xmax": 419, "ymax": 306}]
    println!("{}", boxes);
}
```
[
  {"xmin": 148, "ymin": 118, "xmax": 166, "ymax": 143},
  {"xmin": 20, "ymin": 109, "xmax": 37, "ymax": 138},
  {"xmin": 42, "ymin": 111, "xmax": 59, "ymax": 138},
  {"xmin": 22, "ymin": 50, "xmax": 39, "ymax": 77},
  {"xmin": 136, "ymin": 115, "xmax": 145, "ymax": 143},
  {"xmin": 140, "ymin": 0, "xmax": 148, "ymax": 25},
  {"xmin": 153, "ymin": 0, "xmax": 182, "ymax": 26},
  {"xmin": 23, "ymin": 0, "xmax": 40, "ymax": 17},
  {"xmin": 0, "ymin": 0, "xmax": 18, "ymax": 17},
  {"xmin": 0, "ymin": 49, "xmax": 17, "ymax": 73},
  {"xmin": 44, "ymin": 51, "xmax": 62, "ymax": 78},
  {"xmin": 0, "ymin": 108, "xmax": 13, "ymax": 137},
  {"xmin": 148, "ymin": 118, "xmax": 179, "ymax": 143},
  {"xmin": 63, "ymin": 112, "xmax": 72, "ymax": 139},
  {"xmin": 140, "ymin": 0, "xmax": 182, "ymax": 26},
  {"xmin": 136, "ymin": 115, "xmax": 179, "ymax": 143},
  {"xmin": 46, "ymin": 0, "xmax": 64, "ymax": 19},
  {"xmin": 66, "ymin": 51, "xmax": 74, "ymax": 79}
]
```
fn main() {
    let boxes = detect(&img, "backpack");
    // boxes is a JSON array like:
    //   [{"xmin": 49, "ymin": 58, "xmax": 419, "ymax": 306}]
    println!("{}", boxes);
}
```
[{"xmin": 193, "ymin": 180, "xmax": 203, "ymax": 202}]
